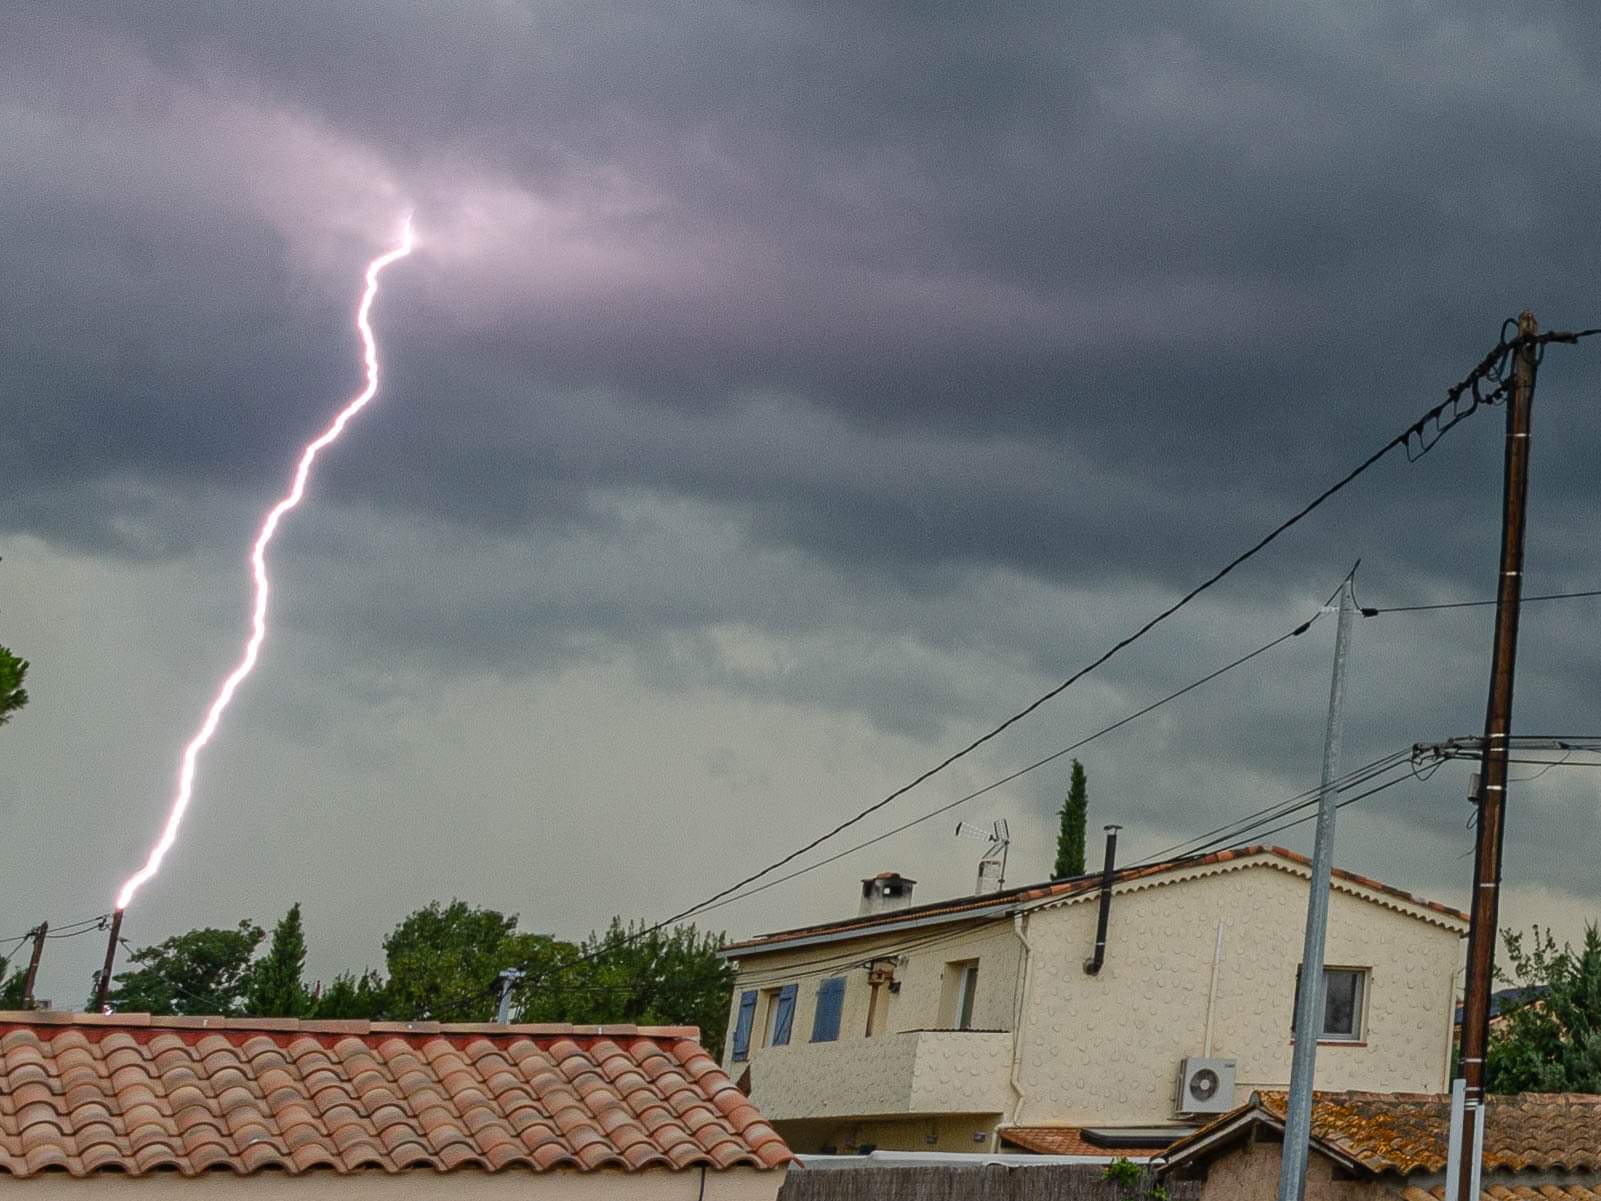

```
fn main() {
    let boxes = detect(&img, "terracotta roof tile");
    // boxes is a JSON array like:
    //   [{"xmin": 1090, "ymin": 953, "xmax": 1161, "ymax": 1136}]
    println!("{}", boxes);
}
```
[
  {"xmin": 1245, "ymin": 1091, "xmax": 1601, "ymax": 1175},
  {"xmin": 1402, "ymin": 1189, "xmax": 1601, "ymax": 1201},
  {"xmin": 1166, "ymin": 1090, "xmax": 1601, "ymax": 1200},
  {"xmin": 0, "ymin": 1013, "xmax": 789, "ymax": 1178}
]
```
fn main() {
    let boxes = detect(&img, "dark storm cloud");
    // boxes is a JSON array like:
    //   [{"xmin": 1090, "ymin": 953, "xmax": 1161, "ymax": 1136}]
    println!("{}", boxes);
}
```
[
  {"xmin": 8, "ymin": 0, "xmax": 1599, "ymax": 601},
  {"xmin": 4, "ymin": 0, "xmax": 1601, "ymax": 967}
]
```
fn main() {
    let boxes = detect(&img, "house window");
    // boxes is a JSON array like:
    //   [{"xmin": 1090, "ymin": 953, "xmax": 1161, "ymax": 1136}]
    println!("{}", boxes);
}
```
[
  {"xmin": 761, "ymin": 984, "xmax": 797, "ymax": 1047},
  {"xmin": 1293, "ymin": 967, "xmax": 1367, "ymax": 1042},
  {"xmin": 944, "ymin": 960, "xmax": 980, "ymax": 1029}
]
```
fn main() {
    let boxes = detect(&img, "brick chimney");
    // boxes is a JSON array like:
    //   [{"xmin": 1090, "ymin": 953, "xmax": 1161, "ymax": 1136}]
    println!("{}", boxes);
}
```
[{"xmin": 859, "ymin": 872, "xmax": 916, "ymax": 917}]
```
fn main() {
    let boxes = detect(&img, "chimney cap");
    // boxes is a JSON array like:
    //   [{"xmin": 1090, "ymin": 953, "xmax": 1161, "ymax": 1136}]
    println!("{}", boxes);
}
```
[{"xmin": 864, "ymin": 871, "xmax": 916, "ymax": 884}]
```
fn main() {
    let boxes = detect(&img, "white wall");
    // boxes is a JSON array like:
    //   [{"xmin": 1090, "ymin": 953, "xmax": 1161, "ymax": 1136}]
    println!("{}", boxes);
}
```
[
  {"xmin": 1016, "ymin": 859, "xmax": 1463, "ymax": 1124},
  {"xmin": 725, "ymin": 918, "xmax": 1024, "ymax": 1070},
  {"xmin": 725, "ymin": 853, "xmax": 1465, "ymax": 1132}
]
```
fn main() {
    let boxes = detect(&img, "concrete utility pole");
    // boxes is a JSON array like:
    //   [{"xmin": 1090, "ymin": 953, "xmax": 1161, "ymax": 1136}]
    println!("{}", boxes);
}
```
[
  {"xmin": 1454, "ymin": 311, "xmax": 1539, "ymax": 1201},
  {"xmin": 20, "ymin": 922, "xmax": 47, "ymax": 1010},
  {"xmin": 1277, "ymin": 573, "xmax": 1357, "ymax": 1201}
]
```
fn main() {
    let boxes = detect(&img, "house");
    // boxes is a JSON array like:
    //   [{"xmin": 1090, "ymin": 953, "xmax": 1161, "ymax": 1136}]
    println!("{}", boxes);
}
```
[
  {"xmin": 1157, "ymin": 1088, "xmax": 1601, "ymax": 1199},
  {"xmin": 0, "ymin": 1010, "xmax": 791, "ymax": 1197},
  {"xmin": 717, "ymin": 844, "xmax": 1468, "ymax": 1157},
  {"xmin": 1451, "ymin": 984, "xmax": 1548, "ymax": 1046}
]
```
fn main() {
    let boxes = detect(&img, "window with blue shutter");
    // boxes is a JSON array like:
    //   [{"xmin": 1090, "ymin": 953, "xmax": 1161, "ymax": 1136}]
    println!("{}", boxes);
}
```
[
  {"xmin": 771, "ymin": 983, "xmax": 798, "ymax": 1046},
  {"xmin": 811, "ymin": 977, "xmax": 845, "ymax": 1042},
  {"xmin": 731, "ymin": 990, "xmax": 757, "ymax": 1061}
]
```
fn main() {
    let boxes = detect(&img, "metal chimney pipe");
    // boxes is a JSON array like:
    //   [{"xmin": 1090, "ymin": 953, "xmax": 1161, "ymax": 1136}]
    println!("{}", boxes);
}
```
[{"xmin": 1083, "ymin": 826, "xmax": 1121, "ymax": 975}]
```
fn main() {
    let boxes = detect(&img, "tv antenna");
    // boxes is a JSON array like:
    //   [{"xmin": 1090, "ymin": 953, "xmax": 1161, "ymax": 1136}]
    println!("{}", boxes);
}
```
[{"xmin": 955, "ymin": 819, "xmax": 1010, "ymax": 894}]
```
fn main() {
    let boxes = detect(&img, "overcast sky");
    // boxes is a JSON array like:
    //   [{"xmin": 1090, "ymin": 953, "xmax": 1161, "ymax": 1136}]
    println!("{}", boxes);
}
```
[{"xmin": 3, "ymin": 1, "xmax": 1600, "ymax": 1007}]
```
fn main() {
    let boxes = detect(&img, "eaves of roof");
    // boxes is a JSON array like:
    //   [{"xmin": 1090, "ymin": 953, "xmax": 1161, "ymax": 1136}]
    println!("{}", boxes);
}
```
[{"xmin": 723, "ymin": 845, "xmax": 1468, "ymax": 958}]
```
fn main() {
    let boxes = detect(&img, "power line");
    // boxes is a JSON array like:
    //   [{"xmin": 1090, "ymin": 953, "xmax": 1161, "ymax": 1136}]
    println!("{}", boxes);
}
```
[
  {"xmin": 1129, "ymin": 749, "xmax": 1415, "ymax": 869},
  {"xmin": 1205, "ymin": 773, "xmax": 1419, "ymax": 854},
  {"xmin": 641, "ymin": 325, "xmax": 1580, "ymax": 934},
  {"xmin": 0, "ymin": 913, "xmax": 109, "ymax": 946},
  {"xmin": 1362, "ymin": 587, "xmax": 1601, "ymax": 616},
  {"xmin": 690, "ymin": 597, "xmax": 1335, "ymax": 922},
  {"xmin": 525, "ymin": 322, "xmax": 1597, "ymax": 990}
]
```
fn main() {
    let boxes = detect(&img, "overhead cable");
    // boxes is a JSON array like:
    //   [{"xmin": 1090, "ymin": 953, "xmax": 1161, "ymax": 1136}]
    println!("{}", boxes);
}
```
[{"xmin": 524, "ymin": 321, "xmax": 1598, "ymax": 991}]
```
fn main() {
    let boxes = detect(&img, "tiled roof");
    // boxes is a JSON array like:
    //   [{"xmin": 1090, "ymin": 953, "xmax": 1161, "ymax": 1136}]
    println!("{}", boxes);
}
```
[
  {"xmin": 0, "ymin": 1012, "xmax": 792, "ymax": 1178},
  {"xmin": 1000, "ymin": 1125, "xmax": 1183, "ymax": 1157},
  {"xmin": 1162, "ymin": 1089, "xmax": 1601, "ymax": 1179},
  {"xmin": 1253, "ymin": 1090, "xmax": 1601, "ymax": 1175},
  {"xmin": 1400, "ymin": 1188, "xmax": 1601, "ymax": 1201},
  {"xmin": 726, "ymin": 845, "xmax": 1468, "ymax": 954}
]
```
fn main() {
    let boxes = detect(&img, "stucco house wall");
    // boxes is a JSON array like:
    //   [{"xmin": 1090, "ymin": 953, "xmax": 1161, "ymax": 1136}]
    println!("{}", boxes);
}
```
[
  {"xmin": 1016, "ymin": 858, "xmax": 1463, "ymax": 1124},
  {"xmin": 723, "ymin": 852, "xmax": 1465, "ymax": 1146},
  {"xmin": 724, "ymin": 918, "xmax": 1024, "ymax": 1062},
  {"xmin": 1186, "ymin": 1139, "xmax": 1375, "ymax": 1201},
  {"xmin": 0, "ymin": 1169, "xmax": 781, "ymax": 1200}
]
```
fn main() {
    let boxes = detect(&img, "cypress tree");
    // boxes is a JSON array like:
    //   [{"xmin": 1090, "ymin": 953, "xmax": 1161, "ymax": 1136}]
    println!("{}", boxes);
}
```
[
  {"xmin": 247, "ymin": 903, "xmax": 311, "ymax": 1017},
  {"xmin": 1053, "ymin": 760, "xmax": 1088, "ymax": 878}
]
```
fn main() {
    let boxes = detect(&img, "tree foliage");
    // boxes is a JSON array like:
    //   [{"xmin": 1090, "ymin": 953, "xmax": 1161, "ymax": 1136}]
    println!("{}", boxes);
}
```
[
  {"xmin": 1, "ymin": 956, "xmax": 28, "ymax": 1007},
  {"xmin": 246, "ymin": 903, "xmax": 312, "ymax": 1017},
  {"xmin": 1486, "ymin": 923, "xmax": 1601, "ymax": 1093},
  {"xmin": 312, "ymin": 970, "xmax": 388, "ymax": 1019},
  {"xmin": 107, "ymin": 921, "xmax": 265, "ymax": 1015},
  {"xmin": 382, "ymin": 900, "xmax": 575, "ymax": 1023},
  {"xmin": 99, "ymin": 902, "xmax": 732, "ymax": 1054},
  {"xmin": 1053, "ymin": 759, "xmax": 1088, "ymax": 878},
  {"xmin": 0, "ymin": 645, "xmax": 28, "ymax": 727},
  {"xmin": 517, "ymin": 919, "xmax": 735, "ymax": 1057}
]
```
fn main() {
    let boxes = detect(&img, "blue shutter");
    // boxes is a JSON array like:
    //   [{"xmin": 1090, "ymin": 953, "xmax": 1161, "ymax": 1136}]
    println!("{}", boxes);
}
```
[
  {"xmin": 731, "ymin": 990, "xmax": 757, "ymax": 1061},
  {"xmin": 772, "ymin": 984, "xmax": 798, "ymax": 1046},
  {"xmin": 811, "ymin": 977, "xmax": 845, "ymax": 1042}
]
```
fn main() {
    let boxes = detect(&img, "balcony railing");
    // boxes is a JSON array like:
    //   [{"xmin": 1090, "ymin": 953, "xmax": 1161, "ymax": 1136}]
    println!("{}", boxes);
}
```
[{"xmin": 745, "ymin": 1028, "xmax": 1013, "ymax": 1121}]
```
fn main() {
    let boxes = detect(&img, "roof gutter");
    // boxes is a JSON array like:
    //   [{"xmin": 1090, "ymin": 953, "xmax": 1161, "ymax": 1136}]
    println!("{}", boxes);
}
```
[
  {"xmin": 720, "ymin": 899, "xmax": 1023, "ymax": 959},
  {"xmin": 999, "ymin": 910, "xmax": 1037, "ymax": 1142}
]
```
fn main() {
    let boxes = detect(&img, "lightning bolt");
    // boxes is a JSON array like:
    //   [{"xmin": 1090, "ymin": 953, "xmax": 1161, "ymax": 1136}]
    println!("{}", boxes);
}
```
[{"xmin": 115, "ymin": 213, "xmax": 416, "ymax": 912}]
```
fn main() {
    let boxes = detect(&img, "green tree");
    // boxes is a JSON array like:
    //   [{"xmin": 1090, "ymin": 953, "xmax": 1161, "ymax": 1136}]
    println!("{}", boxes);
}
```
[
  {"xmin": 245, "ymin": 903, "xmax": 311, "ymax": 1017},
  {"xmin": 1486, "ymin": 923, "xmax": 1601, "ymax": 1093},
  {"xmin": 383, "ymin": 900, "xmax": 568, "ymax": 1022},
  {"xmin": 106, "ymin": 921, "xmax": 264, "ymax": 1015},
  {"xmin": 519, "ymin": 919, "xmax": 735, "ymax": 1058},
  {"xmin": 1, "ymin": 956, "xmax": 28, "ymax": 1007},
  {"xmin": 1053, "ymin": 759, "xmax": 1088, "ymax": 878},
  {"xmin": 312, "ymin": 969, "xmax": 389, "ymax": 1019},
  {"xmin": 0, "ymin": 645, "xmax": 28, "ymax": 727}
]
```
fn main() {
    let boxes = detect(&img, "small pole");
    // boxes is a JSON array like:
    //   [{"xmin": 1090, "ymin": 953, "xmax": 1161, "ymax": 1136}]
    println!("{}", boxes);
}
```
[
  {"xmin": 1455, "ymin": 312, "xmax": 1538, "ymax": 1200},
  {"xmin": 1278, "ymin": 573, "xmax": 1357, "ymax": 1201},
  {"xmin": 1444, "ymin": 1078, "xmax": 1466, "ymax": 1201},
  {"xmin": 494, "ymin": 968, "xmax": 525, "ymax": 1023},
  {"xmin": 20, "ymin": 922, "xmax": 47, "ymax": 1009},
  {"xmin": 91, "ymin": 910, "xmax": 125, "ymax": 1012}
]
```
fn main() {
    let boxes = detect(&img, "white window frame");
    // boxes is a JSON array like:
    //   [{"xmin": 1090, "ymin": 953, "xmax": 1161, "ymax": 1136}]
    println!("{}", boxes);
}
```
[
  {"xmin": 761, "ymin": 987, "xmax": 784, "ymax": 1047},
  {"xmin": 954, "ymin": 961, "xmax": 980, "ymax": 1030},
  {"xmin": 1293, "ymin": 965, "xmax": 1368, "ymax": 1043}
]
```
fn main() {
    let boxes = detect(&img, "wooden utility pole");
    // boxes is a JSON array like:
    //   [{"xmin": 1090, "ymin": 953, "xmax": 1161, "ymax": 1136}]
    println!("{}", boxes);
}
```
[
  {"xmin": 20, "ymin": 921, "xmax": 47, "ymax": 1009},
  {"xmin": 1454, "ymin": 311, "xmax": 1539, "ymax": 1201},
  {"xmin": 91, "ymin": 909, "xmax": 124, "ymax": 1013}
]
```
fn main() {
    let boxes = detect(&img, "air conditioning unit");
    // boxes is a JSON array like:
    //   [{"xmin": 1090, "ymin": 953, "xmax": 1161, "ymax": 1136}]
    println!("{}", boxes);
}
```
[{"xmin": 1175, "ymin": 1057, "xmax": 1237, "ymax": 1115}]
